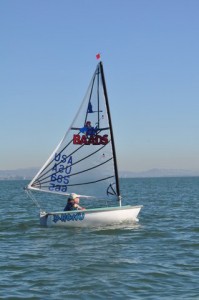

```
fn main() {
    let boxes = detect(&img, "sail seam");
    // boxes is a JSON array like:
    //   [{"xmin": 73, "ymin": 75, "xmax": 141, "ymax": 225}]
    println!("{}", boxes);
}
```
[{"xmin": 32, "ymin": 175, "xmax": 115, "ymax": 189}]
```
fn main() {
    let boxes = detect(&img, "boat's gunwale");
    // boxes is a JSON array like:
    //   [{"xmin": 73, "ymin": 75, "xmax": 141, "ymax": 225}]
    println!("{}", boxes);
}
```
[{"xmin": 46, "ymin": 205, "xmax": 143, "ymax": 216}]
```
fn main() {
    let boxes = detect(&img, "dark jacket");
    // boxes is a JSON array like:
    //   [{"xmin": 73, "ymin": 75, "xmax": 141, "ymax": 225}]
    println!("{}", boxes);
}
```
[{"xmin": 64, "ymin": 201, "xmax": 77, "ymax": 211}]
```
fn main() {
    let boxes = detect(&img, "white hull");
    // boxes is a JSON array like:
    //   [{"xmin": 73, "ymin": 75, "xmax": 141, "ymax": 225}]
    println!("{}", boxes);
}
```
[{"xmin": 40, "ymin": 205, "xmax": 143, "ymax": 228}]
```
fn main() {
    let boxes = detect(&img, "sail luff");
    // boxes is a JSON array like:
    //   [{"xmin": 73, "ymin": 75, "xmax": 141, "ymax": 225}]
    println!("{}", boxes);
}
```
[{"xmin": 99, "ymin": 62, "xmax": 121, "ymax": 198}]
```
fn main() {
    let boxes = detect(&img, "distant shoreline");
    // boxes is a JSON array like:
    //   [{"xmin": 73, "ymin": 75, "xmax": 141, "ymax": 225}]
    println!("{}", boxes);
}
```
[{"xmin": 1, "ymin": 166, "xmax": 199, "ymax": 181}]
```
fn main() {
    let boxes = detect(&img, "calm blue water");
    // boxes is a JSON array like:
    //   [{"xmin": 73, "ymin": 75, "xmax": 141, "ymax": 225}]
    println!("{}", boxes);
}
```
[{"xmin": 0, "ymin": 177, "xmax": 199, "ymax": 299}]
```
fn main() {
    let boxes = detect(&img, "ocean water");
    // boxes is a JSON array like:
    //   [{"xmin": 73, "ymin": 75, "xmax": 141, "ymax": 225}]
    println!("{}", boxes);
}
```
[{"xmin": 0, "ymin": 177, "xmax": 199, "ymax": 300}]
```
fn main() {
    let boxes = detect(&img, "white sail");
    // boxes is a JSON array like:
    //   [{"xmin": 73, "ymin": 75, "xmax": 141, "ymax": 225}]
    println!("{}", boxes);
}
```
[{"xmin": 28, "ymin": 62, "xmax": 120, "ymax": 201}]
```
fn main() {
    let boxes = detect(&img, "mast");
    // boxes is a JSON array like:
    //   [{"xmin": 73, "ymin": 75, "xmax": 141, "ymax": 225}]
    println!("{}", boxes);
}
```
[{"xmin": 99, "ymin": 62, "xmax": 121, "ymax": 201}]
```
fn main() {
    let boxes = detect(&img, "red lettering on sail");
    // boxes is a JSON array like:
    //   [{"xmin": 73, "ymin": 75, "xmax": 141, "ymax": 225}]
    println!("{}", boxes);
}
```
[
  {"xmin": 101, "ymin": 134, "xmax": 108, "ymax": 145},
  {"xmin": 81, "ymin": 135, "xmax": 89, "ymax": 145},
  {"xmin": 73, "ymin": 134, "xmax": 108, "ymax": 145},
  {"xmin": 73, "ymin": 134, "xmax": 82, "ymax": 144}
]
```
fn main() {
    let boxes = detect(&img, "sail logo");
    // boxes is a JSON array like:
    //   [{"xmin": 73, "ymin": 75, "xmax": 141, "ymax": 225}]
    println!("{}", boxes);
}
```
[
  {"xmin": 72, "ymin": 120, "xmax": 109, "ymax": 145},
  {"xmin": 53, "ymin": 212, "xmax": 85, "ymax": 223},
  {"xmin": 73, "ymin": 134, "xmax": 108, "ymax": 145}
]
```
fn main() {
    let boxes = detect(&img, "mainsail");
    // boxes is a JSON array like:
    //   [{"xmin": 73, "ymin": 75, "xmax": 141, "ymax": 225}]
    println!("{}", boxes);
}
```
[{"xmin": 28, "ymin": 62, "xmax": 120, "ymax": 201}]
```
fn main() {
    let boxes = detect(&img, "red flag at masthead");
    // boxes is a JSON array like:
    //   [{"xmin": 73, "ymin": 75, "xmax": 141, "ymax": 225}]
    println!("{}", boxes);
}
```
[{"xmin": 96, "ymin": 53, "xmax": 101, "ymax": 60}]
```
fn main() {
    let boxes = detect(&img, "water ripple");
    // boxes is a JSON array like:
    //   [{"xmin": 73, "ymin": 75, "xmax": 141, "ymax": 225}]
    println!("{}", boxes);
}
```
[{"xmin": 0, "ymin": 178, "xmax": 199, "ymax": 299}]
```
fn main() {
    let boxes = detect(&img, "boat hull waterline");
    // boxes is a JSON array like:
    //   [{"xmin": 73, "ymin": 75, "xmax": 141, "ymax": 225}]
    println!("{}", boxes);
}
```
[{"xmin": 40, "ymin": 205, "xmax": 143, "ymax": 227}]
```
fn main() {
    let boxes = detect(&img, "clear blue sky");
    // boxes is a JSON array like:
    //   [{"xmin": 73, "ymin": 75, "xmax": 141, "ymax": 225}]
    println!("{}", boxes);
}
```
[{"xmin": 1, "ymin": 0, "xmax": 199, "ymax": 172}]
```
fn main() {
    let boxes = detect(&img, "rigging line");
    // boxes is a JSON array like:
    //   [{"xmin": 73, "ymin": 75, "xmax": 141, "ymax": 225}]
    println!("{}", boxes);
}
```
[
  {"xmin": 66, "ymin": 175, "xmax": 115, "ymax": 186},
  {"xmin": 71, "ymin": 127, "xmax": 109, "ymax": 131},
  {"xmin": 33, "ymin": 157, "xmax": 113, "ymax": 186},
  {"xmin": 64, "ymin": 157, "xmax": 113, "ymax": 177},
  {"xmin": 96, "ymin": 127, "xmax": 110, "ymax": 131},
  {"xmin": 25, "ymin": 189, "xmax": 41, "ymax": 209},
  {"xmin": 68, "ymin": 141, "xmax": 110, "ymax": 167},
  {"xmin": 85, "ymin": 65, "xmax": 97, "ymax": 125}
]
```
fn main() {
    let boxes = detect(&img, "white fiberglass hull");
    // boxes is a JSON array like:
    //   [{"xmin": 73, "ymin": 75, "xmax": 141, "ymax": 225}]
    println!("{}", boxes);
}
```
[{"xmin": 40, "ymin": 205, "xmax": 143, "ymax": 227}]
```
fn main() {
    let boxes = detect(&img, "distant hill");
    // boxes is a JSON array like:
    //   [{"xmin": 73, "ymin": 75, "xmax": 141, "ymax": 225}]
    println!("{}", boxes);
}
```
[
  {"xmin": 0, "ymin": 167, "xmax": 199, "ymax": 180},
  {"xmin": 120, "ymin": 168, "xmax": 199, "ymax": 178}
]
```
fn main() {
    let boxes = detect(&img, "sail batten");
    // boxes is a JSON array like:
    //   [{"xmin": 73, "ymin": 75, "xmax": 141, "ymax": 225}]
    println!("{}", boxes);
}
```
[{"xmin": 28, "ymin": 62, "xmax": 120, "ymax": 201}]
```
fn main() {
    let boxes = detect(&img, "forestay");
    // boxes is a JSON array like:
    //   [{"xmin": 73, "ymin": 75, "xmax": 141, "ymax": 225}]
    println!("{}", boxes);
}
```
[{"xmin": 28, "ymin": 62, "xmax": 120, "ymax": 201}]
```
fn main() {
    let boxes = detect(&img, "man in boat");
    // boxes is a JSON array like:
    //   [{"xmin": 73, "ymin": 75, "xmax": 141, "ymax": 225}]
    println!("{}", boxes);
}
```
[{"xmin": 64, "ymin": 193, "xmax": 85, "ymax": 211}]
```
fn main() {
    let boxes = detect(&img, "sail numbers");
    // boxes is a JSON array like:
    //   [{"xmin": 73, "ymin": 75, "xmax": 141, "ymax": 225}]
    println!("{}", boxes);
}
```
[{"xmin": 49, "ymin": 154, "xmax": 73, "ymax": 192}]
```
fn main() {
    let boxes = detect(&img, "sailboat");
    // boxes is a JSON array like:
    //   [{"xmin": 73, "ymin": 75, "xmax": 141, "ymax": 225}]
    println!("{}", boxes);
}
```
[{"xmin": 26, "ymin": 61, "xmax": 143, "ymax": 227}]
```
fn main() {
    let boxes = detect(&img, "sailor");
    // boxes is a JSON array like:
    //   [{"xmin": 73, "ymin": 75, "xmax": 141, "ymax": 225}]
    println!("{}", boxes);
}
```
[
  {"xmin": 85, "ymin": 121, "xmax": 97, "ymax": 136},
  {"xmin": 64, "ymin": 193, "xmax": 85, "ymax": 211}
]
